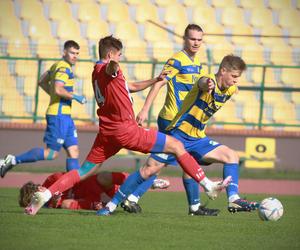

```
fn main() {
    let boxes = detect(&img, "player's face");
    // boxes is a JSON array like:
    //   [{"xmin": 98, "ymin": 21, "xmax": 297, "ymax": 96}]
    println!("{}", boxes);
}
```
[
  {"xmin": 63, "ymin": 47, "xmax": 80, "ymax": 65},
  {"xmin": 109, "ymin": 49, "xmax": 122, "ymax": 63},
  {"xmin": 220, "ymin": 68, "xmax": 242, "ymax": 88},
  {"xmin": 183, "ymin": 29, "xmax": 203, "ymax": 56}
]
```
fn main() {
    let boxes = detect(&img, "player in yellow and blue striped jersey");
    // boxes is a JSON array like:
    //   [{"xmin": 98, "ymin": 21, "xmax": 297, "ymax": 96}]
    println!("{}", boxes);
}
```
[
  {"xmin": 122, "ymin": 54, "xmax": 259, "ymax": 214},
  {"xmin": 0, "ymin": 40, "xmax": 87, "ymax": 178}
]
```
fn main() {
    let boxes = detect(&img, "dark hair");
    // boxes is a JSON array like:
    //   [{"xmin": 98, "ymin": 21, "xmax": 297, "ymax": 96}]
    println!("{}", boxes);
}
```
[
  {"xmin": 98, "ymin": 35, "xmax": 123, "ymax": 59},
  {"xmin": 19, "ymin": 181, "xmax": 40, "ymax": 207},
  {"xmin": 184, "ymin": 24, "xmax": 203, "ymax": 37},
  {"xmin": 220, "ymin": 54, "xmax": 247, "ymax": 72},
  {"xmin": 64, "ymin": 40, "xmax": 80, "ymax": 50}
]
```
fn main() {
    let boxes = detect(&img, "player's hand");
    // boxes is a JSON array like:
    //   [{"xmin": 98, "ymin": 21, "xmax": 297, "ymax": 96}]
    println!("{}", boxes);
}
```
[
  {"xmin": 72, "ymin": 94, "xmax": 87, "ymax": 104},
  {"xmin": 93, "ymin": 201, "xmax": 104, "ymax": 210},
  {"xmin": 156, "ymin": 70, "xmax": 171, "ymax": 81},
  {"xmin": 206, "ymin": 78, "xmax": 215, "ymax": 94},
  {"xmin": 136, "ymin": 109, "xmax": 148, "ymax": 126}
]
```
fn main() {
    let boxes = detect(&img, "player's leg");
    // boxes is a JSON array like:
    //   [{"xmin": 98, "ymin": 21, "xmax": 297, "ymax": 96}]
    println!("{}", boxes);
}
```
[{"xmin": 203, "ymin": 144, "xmax": 258, "ymax": 212}]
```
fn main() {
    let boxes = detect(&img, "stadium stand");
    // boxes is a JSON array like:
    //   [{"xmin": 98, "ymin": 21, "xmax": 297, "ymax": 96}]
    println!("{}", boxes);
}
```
[{"xmin": 0, "ymin": 0, "xmax": 299, "ymax": 131}]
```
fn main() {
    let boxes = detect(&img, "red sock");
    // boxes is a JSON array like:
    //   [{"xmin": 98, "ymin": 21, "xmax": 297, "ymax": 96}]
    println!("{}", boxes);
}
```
[
  {"xmin": 177, "ymin": 153, "xmax": 205, "ymax": 182},
  {"xmin": 111, "ymin": 172, "xmax": 129, "ymax": 185},
  {"xmin": 48, "ymin": 170, "xmax": 80, "ymax": 195}
]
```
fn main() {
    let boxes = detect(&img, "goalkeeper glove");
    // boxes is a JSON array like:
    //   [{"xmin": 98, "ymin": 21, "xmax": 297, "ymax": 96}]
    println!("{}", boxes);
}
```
[{"xmin": 72, "ymin": 94, "xmax": 87, "ymax": 104}]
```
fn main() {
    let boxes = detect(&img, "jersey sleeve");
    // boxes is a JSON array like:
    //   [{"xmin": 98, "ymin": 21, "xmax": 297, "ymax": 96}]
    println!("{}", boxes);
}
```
[
  {"xmin": 54, "ymin": 67, "xmax": 69, "ymax": 84},
  {"xmin": 42, "ymin": 172, "xmax": 64, "ymax": 188},
  {"xmin": 164, "ymin": 58, "xmax": 180, "ymax": 80}
]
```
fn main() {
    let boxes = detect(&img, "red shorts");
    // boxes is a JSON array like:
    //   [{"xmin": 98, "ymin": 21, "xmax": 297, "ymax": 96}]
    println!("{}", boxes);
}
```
[{"xmin": 86, "ymin": 120, "xmax": 158, "ymax": 164}]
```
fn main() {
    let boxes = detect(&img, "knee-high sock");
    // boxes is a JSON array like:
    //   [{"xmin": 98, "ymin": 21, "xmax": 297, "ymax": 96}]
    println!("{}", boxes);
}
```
[
  {"xmin": 131, "ymin": 175, "xmax": 157, "ymax": 199},
  {"xmin": 177, "ymin": 153, "xmax": 205, "ymax": 182},
  {"xmin": 223, "ymin": 163, "xmax": 239, "ymax": 198},
  {"xmin": 48, "ymin": 170, "xmax": 80, "ymax": 195},
  {"xmin": 66, "ymin": 158, "xmax": 80, "ymax": 171},
  {"xmin": 15, "ymin": 148, "xmax": 44, "ymax": 164},
  {"xmin": 183, "ymin": 177, "xmax": 200, "ymax": 206},
  {"xmin": 111, "ymin": 170, "xmax": 145, "ymax": 205}
]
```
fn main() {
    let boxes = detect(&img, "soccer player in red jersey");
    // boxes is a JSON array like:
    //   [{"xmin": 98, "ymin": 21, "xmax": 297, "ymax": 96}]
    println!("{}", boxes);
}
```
[
  {"xmin": 19, "ymin": 172, "xmax": 128, "ymax": 211},
  {"xmin": 25, "ymin": 35, "xmax": 230, "ymax": 216}
]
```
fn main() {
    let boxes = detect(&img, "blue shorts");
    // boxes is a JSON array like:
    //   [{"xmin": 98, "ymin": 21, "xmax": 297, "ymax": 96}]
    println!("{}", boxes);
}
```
[
  {"xmin": 43, "ymin": 115, "xmax": 78, "ymax": 151},
  {"xmin": 151, "ymin": 128, "xmax": 222, "ymax": 166}
]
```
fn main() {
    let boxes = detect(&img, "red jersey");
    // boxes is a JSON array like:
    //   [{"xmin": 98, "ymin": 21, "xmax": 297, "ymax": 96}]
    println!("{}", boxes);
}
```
[{"xmin": 92, "ymin": 61, "xmax": 135, "ymax": 133}]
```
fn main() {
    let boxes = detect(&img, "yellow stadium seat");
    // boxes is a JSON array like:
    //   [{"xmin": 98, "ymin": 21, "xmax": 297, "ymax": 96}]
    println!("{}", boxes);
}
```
[
  {"xmin": 263, "ymin": 92, "xmax": 286, "ymax": 104},
  {"xmin": 209, "ymin": 43, "xmax": 235, "ymax": 63},
  {"xmin": 238, "ymin": 69, "xmax": 255, "ymax": 86},
  {"xmin": 123, "ymin": 39, "xmax": 149, "ymax": 61},
  {"xmin": 241, "ymin": 45, "xmax": 266, "ymax": 65},
  {"xmin": 192, "ymin": 6, "xmax": 217, "ymax": 28},
  {"xmin": 272, "ymin": 102, "xmax": 298, "ymax": 124},
  {"xmin": 153, "ymin": 0, "xmax": 175, "ymax": 7},
  {"xmin": 75, "ymin": 61, "xmax": 94, "ymax": 79},
  {"xmin": 135, "ymin": 2, "xmax": 160, "ymax": 23},
  {"xmin": 56, "ymin": 19, "xmax": 81, "ymax": 40},
  {"xmin": 230, "ymin": 25, "xmax": 257, "ymax": 46},
  {"xmin": 164, "ymin": 3, "xmax": 189, "ymax": 26},
  {"xmin": 259, "ymin": 25, "xmax": 284, "ymax": 47},
  {"xmin": 248, "ymin": 67, "xmax": 264, "ymax": 85},
  {"xmin": 131, "ymin": 93, "xmax": 145, "ymax": 116},
  {"xmin": 249, "ymin": 8, "xmax": 274, "ymax": 28},
  {"xmin": 278, "ymin": 8, "xmax": 300, "ymax": 28},
  {"xmin": 48, "ymin": 1, "xmax": 73, "ymax": 21},
  {"xmin": 281, "ymin": 68, "xmax": 300, "ymax": 86},
  {"xmin": 0, "ymin": 0, "xmax": 16, "ymax": 20},
  {"xmin": 151, "ymin": 41, "xmax": 174, "ymax": 62},
  {"xmin": 77, "ymin": 2, "xmax": 101, "ymax": 22},
  {"xmin": 115, "ymin": 20, "xmax": 140, "ymax": 42},
  {"xmin": 269, "ymin": 44, "xmax": 294, "ymax": 66},
  {"xmin": 2, "ymin": 87, "xmax": 27, "ymax": 117},
  {"xmin": 241, "ymin": 101, "xmax": 260, "ymax": 123},
  {"xmin": 238, "ymin": 0, "xmax": 266, "ymax": 9},
  {"xmin": 267, "ymin": 0, "xmax": 293, "ymax": 10},
  {"xmin": 144, "ymin": 22, "xmax": 170, "ymax": 43},
  {"xmin": 172, "ymin": 22, "xmax": 188, "ymax": 44},
  {"xmin": 182, "ymin": 0, "xmax": 208, "ymax": 7},
  {"xmin": 28, "ymin": 18, "xmax": 53, "ymax": 40},
  {"xmin": 19, "ymin": 0, "xmax": 45, "ymax": 21},
  {"xmin": 72, "ymin": 101, "xmax": 91, "ymax": 120},
  {"xmin": 287, "ymin": 27, "xmax": 300, "ymax": 47},
  {"xmin": 221, "ymin": 7, "xmax": 246, "ymax": 28},
  {"xmin": 133, "ymin": 63, "xmax": 153, "ymax": 81},
  {"xmin": 24, "ymin": 76, "xmax": 38, "ymax": 97},
  {"xmin": 15, "ymin": 60, "xmax": 38, "ymax": 77},
  {"xmin": 35, "ymin": 37, "xmax": 61, "ymax": 58},
  {"xmin": 36, "ymin": 90, "xmax": 50, "ymax": 117},
  {"xmin": 86, "ymin": 20, "xmax": 110, "ymax": 42},
  {"xmin": 232, "ymin": 90, "xmax": 258, "ymax": 103},
  {"xmin": 7, "ymin": 38, "xmax": 32, "ymax": 57},
  {"xmin": 106, "ymin": 1, "xmax": 130, "ymax": 23},
  {"xmin": 264, "ymin": 68, "xmax": 280, "ymax": 86},
  {"xmin": 126, "ymin": 0, "xmax": 143, "ymax": 6},
  {"xmin": 291, "ymin": 92, "xmax": 300, "ymax": 104},
  {"xmin": 0, "ymin": 16, "xmax": 24, "ymax": 39},
  {"xmin": 0, "ymin": 61, "xmax": 13, "ymax": 96},
  {"xmin": 82, "ymin": 77, "xmax": 94, "ymax": 99},
  {"xmin": 151, "ymin": 87, "xmax": 166, "ymax": 119},
  {"xmin": 213, "ymin": 101, "xmax": 241, "ymax": 123},
  {"xmin": 210, "ymin": 0, "xmax": 236, "ymax": 8}
]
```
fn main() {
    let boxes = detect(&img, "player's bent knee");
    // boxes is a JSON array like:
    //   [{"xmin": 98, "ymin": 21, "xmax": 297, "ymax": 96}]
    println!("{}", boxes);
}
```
[{"xmin": 165, "ymin": 136, "xmax": 185, "ymax": 155}]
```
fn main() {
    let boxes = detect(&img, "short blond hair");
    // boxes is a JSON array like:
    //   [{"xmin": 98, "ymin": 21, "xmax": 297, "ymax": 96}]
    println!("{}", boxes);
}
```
[{"xmin": 220, "ymin": 54, "xmax": 246, "ymax": 72}]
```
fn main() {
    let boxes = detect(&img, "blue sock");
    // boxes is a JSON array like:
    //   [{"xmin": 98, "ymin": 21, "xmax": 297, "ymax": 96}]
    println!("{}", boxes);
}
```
[
  {"xmin": 15, "ymin": 148, "xmax": 44, "ymax": 164},
  {"xmin": 111, "ymin": 170, "xmax": 145, "ymax": 205},
  {"xmin": 183, "ymin": 178, "xmax": 200, "ymax": 206},
  {"xmin": 66, "ymin": 158, "xmax": 80, "ymax": 171},
  {"xmin": 223, "ymin": 163, "xmax": 239, "ymax": 198},
  {"xmin": 131, "ymin": 175, "xmax": 157, "ymax": 199}
]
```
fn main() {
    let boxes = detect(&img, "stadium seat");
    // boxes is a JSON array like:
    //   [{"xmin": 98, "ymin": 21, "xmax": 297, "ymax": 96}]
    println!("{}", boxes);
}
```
[
  {"xmin": 164, "ymin": 3, "xmax": 189, "ymax": 26},
  {"xmin": 210, "ymin": 0, "xmax": 237, "ymax": 8},
  {"xmin": 36, "ymin": 89, "xmax": 50, "ymax": 117},
  {"xmin": 249, "ymin": 8, "xmax": 274, "ymax": 28},
  {"xmin": 72, "ymin": 101, "xmax": 91, "ymax": 120},
  {"xmin": 106, "ymin": 1, "xmax": 130, "ymax": 23},
  {"xmin": 123, "ymin": 39, "xmax": 149, "ymax": 61},
  {"xmin": 258, "ymin": 25, "xmax": 284, "ymax": 47},
  {"xmin": 208, "ymin": 43, "xmax": 235, "ymax": 64},
  {"xmin": 267, "ymin": 0, "xmax": 293, "ymax": 10},
  {"xmin": 269, "ymin": 44, "xmax": 294, "ymax": 66},
  {"xmin": 0, "ymin": 16, "xmax": 24, "ymax": 40},
  {"xmin": 48, "ymin": 1, "xmax": 73, "ymax": 21},
  {"xmin": 7, "ymin": 38, "xmax": 32, "ymax": 57},
  {"xmin": 15, "ymin": 60, "xmax": 38, "ymax": 77},
  {"xmin": 135, "ymin": 2, "xmax": 160, "ymax": 23},
  {"xmin": 153, "ymin": 0, "xmax": 175, "ymax": 7},
  {"xmin": 213, "ymin": 101, "xmax": 241, "ymax": 123},
  {"xmin": 0, "ymin": 0, "xmax": 16, "ymax": 20},
  {"xmin": 287, "ymin": 27, "xmax": 300, "ymax": 47},
  {"xmin": 230, "ymin": 24, "xmax": 257, "ymax": 46},
  {"xmin": 291, "ymin": 92, "xmax": 300, "ymax": 104},
  {"xmin": 56, "ymin": 19, "xmax": 81, "ymax": 40},
  {"xmin": 2, "ymin": 87, "xmax": 27, "ymax": 117},
  {"xmin": 77, "ymin": 2, "xmax": 101, "ymax": 22},
  {"xmin": 220, "ymin": 7, "xmax": 246, "ymax": 28},
  {"xmin": 27, "ymin": 18, "xmax": 53, "ymax": 40},
  {"xmin": 19, "ymin": 0, "xmax": 45, "ymax": 21},
  {"xmin": 34, "ymin": 37, "xmax": 61, "ymax": 58},
  {"xmin": 82, "ymin": 77, "xmax": 94, "ymax": 99},
  {"xmin": 182, "ymin": 0, "xmax": 209, "ymax": 7},
  {"xmin": 232, "ymin": 90, "xmax": 258, "ymax": 103},
  {"xmin": 143, "ymin": 22, "xmax": 170, "ymax": 43},
  {"xmin": 241, "ymin": 101, "xmax": 260, "ymax": 123},
  {"xmin": 192, "ymin": 6, "xmax": 217, "ymax": 29},
  {"xmin": 24, "ymin": 76, "xmax": 38, "ymax": 97},
  {"xmin": 264, "ymin": 68, "xmax": 281, "ymax": 86},
  {"xmin": 278, "ymin": 8, "xmax": 300, "ymax": 29},
  {"xmin": 115, "ymin": 20, "xmax": 140, "ymax": 43},
  {"xmin": 75, "ymin": 61, "xmax": 94, "ymax": 79},
  {"xmin": 86, "ymin": 20, "xmax": 110, "ymax": 42},
  {"xmin": 151, "ymin": 41, "xmax": 175, "ymax": 62},
  {"xmin": 263, "ymin": 92, "xmax": 286, "ymax": 104},
  {"xmin": 272, "ymin": 102, "xmax": 298, "ymax": 124},
  {"xmin": 133, "ymin": 63, "xmax": 153, "ymax": 81},
  {"xmin": 240, "ymin": 45, "xmax": 266, "ymax": 65},
  {"xmin": 281, "ymin": 68, "xmax": 300, "ymax": 86},
  {"xmin": 238, "ymin": 0, "xmax": 266, "ymax": 9}
]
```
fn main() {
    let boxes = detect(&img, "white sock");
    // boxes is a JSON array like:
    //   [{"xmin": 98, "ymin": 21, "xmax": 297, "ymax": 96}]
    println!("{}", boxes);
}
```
[
  {"xmin": 228, "ymin": 194, "xmax": 240, "ymax": 203},
  {"xmin": 199, "ymin": 177, "xmax": 213, "ymax": 191},
  {"xmin": 11, "ymin": 155, "xmax": 16, "ymax": 165},
  {"xmin": 127, "ymin": 194, "xmax": 139, "ymax": 203},
  {"xmin": 43, "ymin": 189, "xmax": 52, "ymax": 202},
  {"xmin": 106, "ymin": 201, "xmax": 117, "ymax": 212},
  {"xmin": 190, "ymin": 203, "xmax": 201, "ymax": 211}
]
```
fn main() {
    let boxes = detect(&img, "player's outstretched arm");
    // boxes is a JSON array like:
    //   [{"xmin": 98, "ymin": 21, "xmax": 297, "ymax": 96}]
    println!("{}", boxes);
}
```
[
  {"xmin": 136, "ymin": 79, "xmax": 167, "ymax": 125},
  {"xmin": 38, "ymin": 71, "xmax": 51, "ymax": 95},
  {"xmin": 54, "ymin": 82, "xmax": 87, "ymax": 104}
]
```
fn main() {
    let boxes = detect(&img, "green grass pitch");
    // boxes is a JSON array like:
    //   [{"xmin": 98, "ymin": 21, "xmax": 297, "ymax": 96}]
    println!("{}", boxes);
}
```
[{"xmin": 0, "ymin": 188, "xmax": 300, "ymax": 250}]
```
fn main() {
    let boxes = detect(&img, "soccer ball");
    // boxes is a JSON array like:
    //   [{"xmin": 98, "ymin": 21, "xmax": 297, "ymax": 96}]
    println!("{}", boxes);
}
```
[{"xmin": 258, "ymin": 197, "xmax": 284, "ymax": 221}]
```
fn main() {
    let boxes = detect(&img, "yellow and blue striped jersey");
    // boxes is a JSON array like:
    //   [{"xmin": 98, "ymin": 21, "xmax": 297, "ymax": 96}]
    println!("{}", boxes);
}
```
[
  {"xmin": 46, "ymin": 60, "xmax": 75, "ymax": 116},
  {"xmin": 167, "ymin": 73, "xmax": 237, "ymax": 138},
  {"xmin": 158, "ymin": 50, "xmax": 202, "ymax": 121}
]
